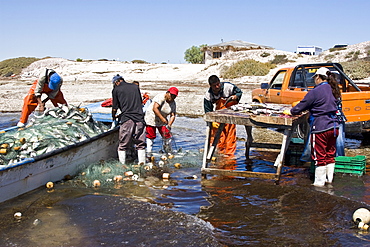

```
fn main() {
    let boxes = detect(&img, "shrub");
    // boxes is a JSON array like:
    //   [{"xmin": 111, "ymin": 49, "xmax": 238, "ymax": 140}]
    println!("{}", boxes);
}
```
[
  {"xmin": 325, "ymin": 54, "xmax": 335, "ymax": 62},
  {"xmin": 221, "ymin": 59, "xmax": 275, "ymax": 79},
  {"xmin": 132, "ymin": 59, "xmax": 148, "ymax": 64},
  {"xmin": 353, "ymin": 50, "xmax": 361, "ymax": 60},
  {"xmin": 345, "ymin": 50, "xmax": 361, "ymax": 61},
  {"xmin": 260, "ymin": 52, "xmax": 270, "ymax": 58},
  {"xmin": 329, "ymin": 47, "xmax": 347, "ymax": 52},
  {"xmin": 76, "ymin": 58, "xmax": 83, "ymax": 62},
  {"xmin": 0, "ymin": 57, "xmax": 40, "ymax": 77},
  {"xmin": 270, "ymin": 54, "xmax": 291, "ymax": 65},
  {"xmin": 342, "ymin": 60, "xmax": 370, "ymax": 80}
]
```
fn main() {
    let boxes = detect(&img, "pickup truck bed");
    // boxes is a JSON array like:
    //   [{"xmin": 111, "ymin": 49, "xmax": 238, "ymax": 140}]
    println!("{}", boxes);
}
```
[{"xmin": 252, "ymin": 63, "xmax": 370, "ymax": 133}]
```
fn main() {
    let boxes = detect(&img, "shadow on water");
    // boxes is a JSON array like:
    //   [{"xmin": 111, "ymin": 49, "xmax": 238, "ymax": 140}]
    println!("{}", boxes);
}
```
[{"xmin": 1, "ymin": 115, "xmax": 370, "ymax": 246}]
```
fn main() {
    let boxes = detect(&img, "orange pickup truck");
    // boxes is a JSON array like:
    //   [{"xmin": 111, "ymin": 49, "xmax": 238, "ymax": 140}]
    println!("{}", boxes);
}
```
[{"xmin": 252, "ymin": 63, "xmax": 370, "ymax": 133}]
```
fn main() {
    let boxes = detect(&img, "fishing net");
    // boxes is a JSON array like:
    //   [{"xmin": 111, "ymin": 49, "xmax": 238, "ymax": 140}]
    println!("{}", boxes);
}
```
[
  {"xmin": 64, "ymin": 147, "xmax": 204, "ymax": 189},
  {"xmin": 0, "ymin": 105, "xmax": 109, "ymax": 167}
]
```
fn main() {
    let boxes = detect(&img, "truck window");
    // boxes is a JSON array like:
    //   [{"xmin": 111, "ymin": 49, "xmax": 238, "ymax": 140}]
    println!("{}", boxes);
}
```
[
  {"xmin": 270, "ymin": 71, "xmax": 286, "ymax": 89},
  {"xmin": 289, "ymin": 67, "xmax": 322, "ymax": 89},
  {"xmin": 290, "ymin": 69, "xmax": 305, "ymax": 88},
  {"xmin": 306, "ymin": 67, "xmax": 343, "ymax": 88},
  {"xmin": 305, "ymin": 68, "xmax": 317, "ymax": 87}
]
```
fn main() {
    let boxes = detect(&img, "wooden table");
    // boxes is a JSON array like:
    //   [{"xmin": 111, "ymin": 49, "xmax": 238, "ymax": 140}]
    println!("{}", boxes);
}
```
[{"xmin": 201, "ymin": 108, "xmax": 308, "ymax": 184}]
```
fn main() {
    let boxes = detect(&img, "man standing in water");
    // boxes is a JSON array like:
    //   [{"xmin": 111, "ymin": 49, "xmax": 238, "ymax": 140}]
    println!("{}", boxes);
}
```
[
  {"xmin": 145, "ymin": 87, "xmax": 178, "ymax": 155},
  {"xmin": 204, "ymin": 75, "xmax": 242, "ymax": 157},
  {"xmin": 112, "ymin": 75, "xmax": 146, "ymax": 165}
]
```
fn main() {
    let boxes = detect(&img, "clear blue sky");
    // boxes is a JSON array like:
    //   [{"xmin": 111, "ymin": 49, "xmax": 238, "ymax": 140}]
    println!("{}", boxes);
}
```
[{"xmin": 0, "ymin": 0, "xmax": 368, "ymax": 64}]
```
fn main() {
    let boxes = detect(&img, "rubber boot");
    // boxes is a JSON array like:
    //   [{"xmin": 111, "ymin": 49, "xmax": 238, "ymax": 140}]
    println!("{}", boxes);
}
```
[
  {"xmin": 17, "ymin": 122, "xmax": 25, "ymax": 128},
  {"xmin": 147, "ymin": 138, "xmax": 154, "ymax": 156},
  {"xmin": 137, "ymin": 149, "xmax": 146, "ymax": 166},
  {"xmin": 326, "ymin": 163, "xmax": 335, "ymax": 183},
  {"xmin": 118, "ymin": 151, "xmax": 126, "ymax": 165},
  {"xmin": 313, "ymin": 165, "xmax": 326, "ymax": 187}
]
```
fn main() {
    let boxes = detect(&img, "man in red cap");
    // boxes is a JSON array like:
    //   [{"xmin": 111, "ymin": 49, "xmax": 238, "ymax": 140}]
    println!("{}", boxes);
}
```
[{"xmin": 144, "ymin": 87, "xmax": 178, "ymax": 155}]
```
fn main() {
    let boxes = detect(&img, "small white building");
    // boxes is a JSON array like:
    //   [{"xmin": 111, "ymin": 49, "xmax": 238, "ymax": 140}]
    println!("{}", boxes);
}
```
[{"xmin": 296, "ymin": 46, "xmax": 322, "ymax": 55}]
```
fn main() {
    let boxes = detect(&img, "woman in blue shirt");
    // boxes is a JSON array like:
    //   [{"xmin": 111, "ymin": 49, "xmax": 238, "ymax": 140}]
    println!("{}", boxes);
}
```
[{"xmin": 290, "ymin": 67, "xmax": 340, "ymax": 187}]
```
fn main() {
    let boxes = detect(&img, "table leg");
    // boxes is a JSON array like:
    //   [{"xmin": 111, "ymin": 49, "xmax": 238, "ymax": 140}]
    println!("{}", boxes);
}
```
[
  {"xmin": 274, "ymin": 129, "xmax": 293, "ymax": 184},
  {"xmin": 202, "ymin": 124, "xmax": 212, "ymax": 170},
  {"xmin": 245, "ymin": 126, "xmax": 253, "ymax": 160},
  {"xmin": 206, "ymin": 123, "xmax": 225, "ymax": 160}
]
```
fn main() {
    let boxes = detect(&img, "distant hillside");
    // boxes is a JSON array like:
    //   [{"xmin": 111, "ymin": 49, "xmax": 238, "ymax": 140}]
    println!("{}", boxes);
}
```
[
  {"xmin": 205, "ymin": 41, "xmax": 370, "ymax": 80},
  {"xmin": 0, "ymin": 57, "xmax": 40, "ymax": 77},
  {"xmin": 1, "ymin": 41, "xmax": 369, "ymax": 81}
]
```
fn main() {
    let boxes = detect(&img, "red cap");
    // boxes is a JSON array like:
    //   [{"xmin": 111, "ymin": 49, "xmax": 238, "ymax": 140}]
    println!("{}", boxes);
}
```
[{"xmin": 168, "ymin": 87, "xmax": 179, "ymax": 96}]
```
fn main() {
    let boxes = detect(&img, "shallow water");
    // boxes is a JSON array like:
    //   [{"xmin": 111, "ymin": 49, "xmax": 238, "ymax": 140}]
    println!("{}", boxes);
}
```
[{"xmin": 1, "ymin": 114, "xmax": 370, "ymax": 246}]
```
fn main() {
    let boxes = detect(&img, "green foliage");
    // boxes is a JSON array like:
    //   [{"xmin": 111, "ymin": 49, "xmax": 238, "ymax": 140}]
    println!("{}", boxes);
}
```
[
  {"xmin": 0, "ymin": 57, "xmax": 40, "ymax": 77},
  {"xmin": 184, "ymin": 44, "xmax": 206, "ymax": 64},
  {"xmin": 353, "ymin": 50, "xmax": 360, "ymax": 60},
  {"xmin": 270, "ymin": 54, "xmax": 291, "ymax": 65},
  {"xmin": 329, "ymin": 47, "xmax": 347, "ymax": 52},
  {"xmin": 324, "ymin": 54, "xmax": 335, "ymax": 62},
  {"xmin": 344, "ymin": 50, "xmax": 361, "ymax": 61},
  {"xmin": 260, "ymin": 52, "xmax": 270, "ymax": 58},
  {"xmin": 132, "ymin": 59, "xmax": 148, "ymax": 64},
  {"xmin": 76, "ymin": 58, "xmax": 83, "ymax": 62},
  {"xmin": 342, "ymin": 60, "xmax": 370, "ymax": 80},
  {"xmin": 221, "ymin": 59, "xmax": 276, "ymax": 79}
]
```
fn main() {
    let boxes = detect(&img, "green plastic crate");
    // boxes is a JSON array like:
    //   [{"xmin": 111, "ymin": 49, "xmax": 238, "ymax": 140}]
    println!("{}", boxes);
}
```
[
  {"xmin": 335, "ymin": 155, "xmax": 366, "ymax": 164},
  {"xmin": 334, "ymin": 167, "xmax": 365, "ymax": 176},
  {"xmin": 335, "ymin": 155, "xmax": 366, "ymax": 176}
]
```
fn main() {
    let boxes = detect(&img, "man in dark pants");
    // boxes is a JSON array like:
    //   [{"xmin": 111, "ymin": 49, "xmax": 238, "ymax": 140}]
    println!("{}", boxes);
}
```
[{"xmin": 112, "ymin": 75, "xmax": 146, "ymax": 165}]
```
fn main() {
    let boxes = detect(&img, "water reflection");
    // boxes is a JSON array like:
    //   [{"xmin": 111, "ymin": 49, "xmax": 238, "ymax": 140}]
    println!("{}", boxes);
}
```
[{"xmin": 1, "ymin": 115, "xmax": 370, "ymax": 246}]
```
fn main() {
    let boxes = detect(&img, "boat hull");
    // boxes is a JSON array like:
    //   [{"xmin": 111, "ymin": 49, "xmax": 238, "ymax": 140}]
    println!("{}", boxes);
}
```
[{"xmin": 0, "ymin": 128, "xmax": 119, "ymax": 203}]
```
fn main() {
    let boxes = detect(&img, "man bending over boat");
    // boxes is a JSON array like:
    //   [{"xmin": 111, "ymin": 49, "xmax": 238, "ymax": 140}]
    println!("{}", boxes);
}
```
[
  {"xmin": 17, "ymin": 68, "xmax": 67, "ymax": 127},
  {"xmin": 111, "ymin": 75, "xmax": 146, "ymax": 165}
]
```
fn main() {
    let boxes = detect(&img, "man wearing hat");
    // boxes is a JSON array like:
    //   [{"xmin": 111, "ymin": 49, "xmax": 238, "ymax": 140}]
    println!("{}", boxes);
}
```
[
  {"xmin": 112, "ymin": 75, "xmax": 146, "ymax": 166},
  {"xmin": 17, "ymin": 68, "xmax": 67, "ymax": 127},
  {"xmin": 144, "ymin": 87, "xmax": 179, "ymax": 155},
  {"xmin": 101, "ymin": 74, "xmax": 125, "ymax": 107}
]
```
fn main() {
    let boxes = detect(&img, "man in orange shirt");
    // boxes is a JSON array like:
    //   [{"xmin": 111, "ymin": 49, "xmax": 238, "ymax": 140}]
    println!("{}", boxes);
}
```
[{"xmin": 18, "ymin": 68, "xmax": 67, "ymax": 127}]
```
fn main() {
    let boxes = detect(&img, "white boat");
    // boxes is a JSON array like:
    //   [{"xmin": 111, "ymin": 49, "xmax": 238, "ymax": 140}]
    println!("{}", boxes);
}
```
[{"xmin": 0, "ymin": 102, "xmax": 118, "ymax": 203}]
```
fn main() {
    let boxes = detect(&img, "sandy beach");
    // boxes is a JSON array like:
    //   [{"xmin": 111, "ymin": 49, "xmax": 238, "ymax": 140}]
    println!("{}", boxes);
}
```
[{"xmin": 0, "ymin": 59, "xmax": 257, "ymax": 116}]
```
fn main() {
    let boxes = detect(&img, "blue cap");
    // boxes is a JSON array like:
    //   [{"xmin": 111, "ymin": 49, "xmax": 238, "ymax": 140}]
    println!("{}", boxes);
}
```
[
  {"xmin": 112, "ymin": 74, "xmax": 123, "ymax": 83},
  {"xmin": 49, "ymin": 73, "xmax": 61, "ymax": 90}
]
